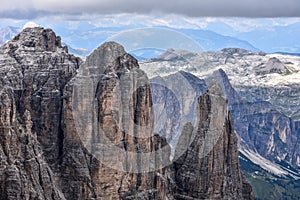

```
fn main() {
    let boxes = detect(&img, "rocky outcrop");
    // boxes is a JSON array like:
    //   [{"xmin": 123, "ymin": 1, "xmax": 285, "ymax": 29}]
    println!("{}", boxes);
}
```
[
  {"xmin": 70, "ymin": 41, "xmax": 171, "ymax": 199},
  {"xmin": 0, "ymin": 27, "xmax": 81, "ymax": 199},
  {"xmin": 173, "ymin": 83, "xmax": 254, "ymax": 200},
  {"xmin": 254, "ymin": 57, "xmax": 289, "ymax": 75},
  {"xmin": 207, "ymin": 70, "xmax": 300, "ymax": 173},
  {"xmin": 231, "ymin": 101, "xmax": 300, "ymax": 170},
  {"xmin": 205, "ymin": 69, "xmax": 241, "ymax": 106},
  {"xmin": 150, "ymin": 71, "xmax": 206, "ymax": 144},
  {"xmin": 0, "ymin": 27, "xmax": 253, "ymax": 199},
  {"xmin": 207, "ymin": 70, "xmax": 300, "ymax": 171},
  {"xmin": 148, "ymin": 70, "xmax": 254, "ymax": 199}
]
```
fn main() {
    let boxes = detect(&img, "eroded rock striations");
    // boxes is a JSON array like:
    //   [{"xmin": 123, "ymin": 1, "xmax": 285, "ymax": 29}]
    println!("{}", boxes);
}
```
[
  {"xmin": 173, "ymin": 83, "xmax": 254, "ymax": 199},
  {"xmin": 150, "ymin": 71, "xmax": 206, "ymax": 144},
  {"xmin": 0, "ymin": 27, "xmax": 81, "ymax": 200},
  {"xmin": 0, "ymin": 27, "xmax": 253, "ymax": 199}
]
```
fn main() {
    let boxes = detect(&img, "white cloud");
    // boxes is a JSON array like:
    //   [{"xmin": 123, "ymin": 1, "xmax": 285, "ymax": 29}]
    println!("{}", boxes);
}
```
[
  {"xmin": 1, "ymin": 12, "xmax": 299, "ymax": 38},
  {"xmin": 205, "ymin": 18, "xmax": 217, "ymax": 23},
  {"xmin": 182, "ymin": 18, "xmax": 208, "ymax": 29},
  {"xmin": 218, "ymin": 18, "xmax": 300, "ymax": 32}
]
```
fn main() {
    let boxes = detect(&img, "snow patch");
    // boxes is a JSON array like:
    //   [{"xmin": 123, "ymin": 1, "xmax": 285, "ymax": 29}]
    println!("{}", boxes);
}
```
[
  {"xmin": 23, "ymin": 21, "xmax": 40, "ymax": 29},
  {"xmin": 240, "ymin": 148, "xmax": 300, "ymax": 179}
]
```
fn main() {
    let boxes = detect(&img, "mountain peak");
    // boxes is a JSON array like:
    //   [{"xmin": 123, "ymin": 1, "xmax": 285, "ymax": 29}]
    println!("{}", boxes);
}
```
[
  {"xmin": 101, "ymin": 41, "xmax": 125, "ymax": 51},
  {"xmin": 7, "ymin": 27, "xmax": 67, "ymax": 53},
  {"xmin": 206, "ymin": 69, "xmax": 240, "ymax": 104},
  {"xmin": 85, "ymin": 41, "xmax": 126, "ymax": 68}
]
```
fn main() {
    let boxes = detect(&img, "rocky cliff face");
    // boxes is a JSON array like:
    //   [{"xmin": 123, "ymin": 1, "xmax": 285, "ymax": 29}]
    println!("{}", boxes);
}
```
[
  {"xmin": 70, "ymin": 41, "xmax": 172, "ymax": 199},
  {"xmin": 209, "ymin": 71, "xmax": 300, "ymax": 177},
  {"xmin": 149, "ymin": 67, "xmax": 300, "ymax": 198},
  {"xmin": 0, "ymin": 27, "xmax": 81, "ymax": 200},
  {"xmin": 143, "ymin": 50, "xmax": 300, "ymax": 177},
  {"xmin": 150, "ymin": 71, "xmax": 206, "ymax": 144},
  {"xmin": 173, "ymin": 83, "xmax": 254, "ymax": 200},
  {"xmin": 0, "ymin": 27, "xmax": 253, "ymax": 199}
]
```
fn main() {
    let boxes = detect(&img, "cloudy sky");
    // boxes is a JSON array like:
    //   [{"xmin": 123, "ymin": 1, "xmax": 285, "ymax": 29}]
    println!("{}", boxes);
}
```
[
  {"xmin": 1, "ymin": 0, "xmax": 300, "ymax": 32},
  {"xmin": 1, "ymin": 0, "xmax": 300, "ymax": 19},
  {"xmin": 1, "ymin": 0, "xmax": 300, "ymax": 54}
]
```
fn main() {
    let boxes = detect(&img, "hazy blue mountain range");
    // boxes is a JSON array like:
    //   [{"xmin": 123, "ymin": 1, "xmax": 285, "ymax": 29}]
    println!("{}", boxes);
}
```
[
  {"xmin": 237, "ymin": 22, "xmax": 300, "ymax": 54},
  {"xmin": 1, "ymin": 21, "xmax": 300, "ymax": 57},
  {"xmin": 0, "ymin": 26, "xmax": 21, "ymax": 45},
  {"xmin": 2, "ymin": 25, "xmax": 258, "ymax": 55},
  {"xmin": 172, "ymin": 28, "xmax": 259, "ymax": 52}
]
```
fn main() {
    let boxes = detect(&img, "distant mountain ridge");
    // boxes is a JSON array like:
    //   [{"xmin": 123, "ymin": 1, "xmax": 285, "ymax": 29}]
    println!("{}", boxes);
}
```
[
  {"xmin": 237, "ymin": 22, "xmax": 300, "ymax": 54},
  {"xmin": 173, "ymin": 28, "xmax": 260, "ymax": 52},
  {"xmin": 0, "ymin": 25, "xmax": 260, "ymax": 57},
  {"xmin": 2, "ymin": 20, "xmax": 300, "ymax": 55},
  {"xmin": 0, "ymin": 26, "xmax": 21, "ymax": 45}
]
